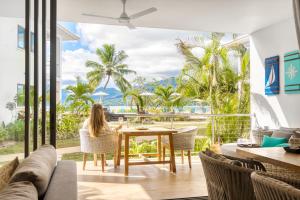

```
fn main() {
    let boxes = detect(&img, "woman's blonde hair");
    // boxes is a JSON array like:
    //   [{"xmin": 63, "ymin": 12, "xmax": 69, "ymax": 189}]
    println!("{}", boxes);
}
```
[{"xmin": 89, "ymin": 103, "xmax": 106, "ymax": 137}]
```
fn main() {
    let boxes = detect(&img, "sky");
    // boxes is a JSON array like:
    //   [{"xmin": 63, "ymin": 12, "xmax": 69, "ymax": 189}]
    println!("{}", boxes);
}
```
[{"xmin": 60, "ymin": 22, "xmax": 234, "ymax": 89}]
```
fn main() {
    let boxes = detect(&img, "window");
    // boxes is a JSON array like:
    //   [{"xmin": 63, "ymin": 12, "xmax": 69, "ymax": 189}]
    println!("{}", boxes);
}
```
[
  {"xmin": 17, "ymin": 25, "xmax": 25, "ymax": 49},
  {"xmin": 16, "ymin": 84, "xmax": 25, "ymax": 107}
]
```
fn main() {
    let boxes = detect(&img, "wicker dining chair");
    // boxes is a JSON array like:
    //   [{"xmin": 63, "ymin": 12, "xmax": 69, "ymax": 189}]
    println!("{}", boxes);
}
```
[
  {"xmin": 199, "ymin": 151, "xmax": 266, "ymax": 200},
  {"xmin": 251, "ymin": 172, "xmax": 300, "ymax": 200},
  {"xmin": 162, "ymin": 126, "xmax": 198, "ymax": 168},
  {"xmin": 79, "ymin": 129, "xmax": 117, "ymax": 172}
]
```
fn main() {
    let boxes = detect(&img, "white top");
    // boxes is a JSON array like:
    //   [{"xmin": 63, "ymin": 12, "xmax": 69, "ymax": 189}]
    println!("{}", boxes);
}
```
[{"xmin": 82, "ymin": 118, "xmax": 112, "ymax": 136}]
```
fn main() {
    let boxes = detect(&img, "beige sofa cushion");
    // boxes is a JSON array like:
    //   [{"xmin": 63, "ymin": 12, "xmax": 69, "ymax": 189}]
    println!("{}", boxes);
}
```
[
  {"xmin": 10, "ymin": 145, "xmax": 57, "ymax": 197},
  {"xmin": 0, "ymin": 157, "xmax": 19, "ymax": 191},
  {"xmin": 0, "ymin": 181, "xmax": 38, "ymax": 200}
]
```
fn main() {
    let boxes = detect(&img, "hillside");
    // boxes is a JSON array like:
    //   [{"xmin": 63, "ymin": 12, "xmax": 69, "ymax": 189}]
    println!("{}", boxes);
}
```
[{"xmin": 61, "ymin": 77, "xmax": 177, "ymax": 106}]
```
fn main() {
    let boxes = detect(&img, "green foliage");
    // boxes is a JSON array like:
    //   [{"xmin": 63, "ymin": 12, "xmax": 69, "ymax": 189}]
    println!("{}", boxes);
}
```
[
  {"xmin": 154, "ymin": 85, "xmax": 187, "ymax": 112},
  {"xmin": 0, "ymin": 127, "xmax": 8, "ymax": 142},
  {"xmin": 123, "ymin": 89, "xmax": 145, "ymax": 113},
  {"xmin": 5, "ymin": 120, "xmax": 24, "ymax": 141},
  {"xmin": 177, "ymin": 33, "xmax": 250, "ymax": 143},
  {"xmin": 194, "ymin": 137, "xmax": 210, "ymax": 152},
  {"xmin": 86, "ymin": 44, "xmax": 136, "ymax": 93},
  {"xmin": 57, "ymin": 113, "xmax": 82, "ymax": 140},
  {"xmin": 65, "ymin": 77, "xmax": 94, "ymax": 115}
]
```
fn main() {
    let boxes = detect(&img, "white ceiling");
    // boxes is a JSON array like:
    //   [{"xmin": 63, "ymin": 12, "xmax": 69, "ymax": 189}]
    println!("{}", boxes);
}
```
[{"xmin": 0, "ymin": 0, "xmax": 293, "ymax": 34}]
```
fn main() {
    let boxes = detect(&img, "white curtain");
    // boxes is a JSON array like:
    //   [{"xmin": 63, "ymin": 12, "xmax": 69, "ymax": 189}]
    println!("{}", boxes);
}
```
[{"xmin": 293, "ymin": 0, "xmax": 300, "ymax": 49}]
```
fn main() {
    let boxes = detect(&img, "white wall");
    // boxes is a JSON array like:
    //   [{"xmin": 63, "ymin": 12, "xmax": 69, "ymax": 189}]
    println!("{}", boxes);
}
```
[{"xmin": 250, "ymin": 18, "xmax": 300, "ymax": 128}]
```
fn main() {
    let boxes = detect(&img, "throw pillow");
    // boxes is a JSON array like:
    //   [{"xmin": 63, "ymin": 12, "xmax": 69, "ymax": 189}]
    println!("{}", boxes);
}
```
[
  {"xmin": 0, "ymin": 181, "xmax": 38, "ymax": 200},
  {"xmin": 272, "ymin": 130, "xmax": 293, "ymax": 139},
  {"xmin": 0, "ymin": 157, "xmax": 19, "ymax": 191},
  {"xmin": 275, "ymin": 143, "xmax": 290, "ymax": 147},
  {"xmin": 10, "ymin": 145, "xmax": 57, "ymax": 197},
  {"xmin": 261, "ymin": 135, "xmax": 288, "ymax": 147}
]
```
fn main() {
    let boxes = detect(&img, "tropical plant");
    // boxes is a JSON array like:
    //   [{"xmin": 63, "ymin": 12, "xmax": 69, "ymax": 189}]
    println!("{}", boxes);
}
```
[
  {"xmin": 154, "ymin": 85, "xmax": 186, "ymax": 112},
  {"xmin": 5, "ymin": 120, "xmax": 24, "ymax": 141},
  {"xmin": 65, "ymin": 77, "xmax": 94, "ymax": 115},
  {"xmin": 177, "ymin": 33, "xmax": 250, "ymax": 143},
  {"xmin": 123, "ymin": 89, "xmax": 145, "ymax": 113},
  {"xmin": 86, "ymin": 44, "xmax": 136, "ymax": 93}
]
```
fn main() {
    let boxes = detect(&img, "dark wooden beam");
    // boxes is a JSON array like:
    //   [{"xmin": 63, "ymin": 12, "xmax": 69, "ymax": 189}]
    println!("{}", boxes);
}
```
[
  {"xmin": 41, "ymin": 0, "xmax": 46, "ymax": 145},
  {"xmin": 33, "ymin": 0, "xmax": 39, "ymax": 150},
  {"xmin": 50, "ymin": 0, "xmax": 57, "ymax": 148},
  {"xmin": 25, "ymin": 0, "xmax": 30, "ymax": 157}
]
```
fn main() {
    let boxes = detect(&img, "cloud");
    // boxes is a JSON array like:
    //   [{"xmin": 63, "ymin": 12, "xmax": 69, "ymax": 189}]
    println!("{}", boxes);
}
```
[{"xmin": 61, "ymin": 23, "xmax": 233, "ymax": 88}]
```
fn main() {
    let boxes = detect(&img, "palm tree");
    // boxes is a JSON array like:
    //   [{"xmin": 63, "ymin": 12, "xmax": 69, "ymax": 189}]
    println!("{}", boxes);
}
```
[
  {"xmin": 154, "ymin": 85, "xmax": 186, "ymax": 112},
  {"xmin": 123, "ymin": 89, "xmax": 145, "ymax": 113},
  {"xmin": 86, "ymin": 44, "xmax": 136, "ymax": 93},
  {"xmin": 177, "ymin": 33, "xmax": 231, "ymax": 114},
  {"xmin": 65, "ymin": 77, "xmax": 94, "ymax": 114}
]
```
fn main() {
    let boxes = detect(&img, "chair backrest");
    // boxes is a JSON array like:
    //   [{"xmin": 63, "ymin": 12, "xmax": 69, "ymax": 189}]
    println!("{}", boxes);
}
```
[
  {"xmin": 199, "ymin": 152, "xmax": 257, "ymax": 200},
  {"xmin": 251, "ymin": 172, "xmax": 300, "ymax": 200},
  {"xmin": 172, "ymin": 126, "xmax": 198, "ymax": 150},
  {"xmin": 79, "ymin": 129, "xmax": 115, "ymax": 154}
]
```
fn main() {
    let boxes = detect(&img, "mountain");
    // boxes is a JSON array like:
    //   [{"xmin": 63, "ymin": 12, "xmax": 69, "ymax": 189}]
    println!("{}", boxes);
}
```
[{"xmin": 61, "ymin": 77, "xmax": 178, "ymax": 106}]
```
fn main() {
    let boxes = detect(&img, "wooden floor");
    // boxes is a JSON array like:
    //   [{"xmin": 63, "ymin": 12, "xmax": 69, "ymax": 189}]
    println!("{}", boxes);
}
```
[{"xmin": 77, "ymin": 157, "xmax": 208, "ymax": 200}]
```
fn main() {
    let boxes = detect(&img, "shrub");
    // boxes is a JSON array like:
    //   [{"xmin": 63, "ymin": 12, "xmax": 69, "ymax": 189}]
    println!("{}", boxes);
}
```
[
  {"xmin": 57, "ymin": 114, "xmax": 82, "ymax": 140},
  {"xmin": 6, "ymin": 120, "xmax": 24, "ymax": 141},
  {"xmin": 0, "ymin": 127, "xmax": 8, "ymax": 142}
]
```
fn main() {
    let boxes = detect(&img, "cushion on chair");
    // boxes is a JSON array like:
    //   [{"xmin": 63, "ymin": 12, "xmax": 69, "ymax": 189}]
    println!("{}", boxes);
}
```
[
  {"xmin": 272, "ymin": 130, "xmax": 293, "ymax": 139},
  {"xmin": 261, "ymin": 136, "xmax": 287, "ymax": 147},
  {"xmin": 10, "ymin": 145, "xmax": 57, "ymax": 197},
  {"xmin": 204, "ymin": 149, "xmax": 242, "ymax": 166},
  {"xmin": 0, "ymin": 157, "xmax": 19, "ymax": 191},
  {"xmin": 0, "ymin": 181, "xmax": 38, "ymax": 200}
]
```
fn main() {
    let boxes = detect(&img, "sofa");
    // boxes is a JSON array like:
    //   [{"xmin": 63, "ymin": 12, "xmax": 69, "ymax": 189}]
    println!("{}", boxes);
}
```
[
  {"xmin": 221, "ymin": 127, "xmax": 300, "ymax": 157},
  {"xmin": 0, "ymin": 145, "xmax": 77, "ymax": 200}
]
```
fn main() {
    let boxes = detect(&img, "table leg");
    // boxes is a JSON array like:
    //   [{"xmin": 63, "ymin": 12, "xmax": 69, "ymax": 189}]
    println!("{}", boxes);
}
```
[
  {"xmin": 117, "ymin": 134, "xmax": 122, "ymax": 166},
  {"xmin": 124, "ymin": 135, "xmax": 129, "ymax": 176},
  {"xmin": 168, "ymin": 133, "xmax": 176, "ymax": 173},
  {"xmin": 157, "ymin": 135, "xmax": 162, "ymax": 161}
]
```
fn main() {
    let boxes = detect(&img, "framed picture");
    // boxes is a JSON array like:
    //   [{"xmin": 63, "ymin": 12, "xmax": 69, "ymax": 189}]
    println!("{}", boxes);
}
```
[
  {"xmin": 284, "ymin": 50, "xmax": 300, "ymax": 94},
  {"xmin": 265, "ymin": 56, "xmax": 280, "ymax": 95}
]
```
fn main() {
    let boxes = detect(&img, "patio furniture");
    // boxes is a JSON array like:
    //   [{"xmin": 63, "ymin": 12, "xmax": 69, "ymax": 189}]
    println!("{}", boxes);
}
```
[
  {"xmin": 119, "ymin": 127, "xmax": 177, "ymax": 176},
  {"xmin": 199, "ymin": 151, "xmax": 266, "ymax": 200},
  {"xmin": 236, "ymin": 147, "xmax": 300, "ymax": 174},
  {"xmin": 251, "ymin": 172, "xmax": 300, "ymax": 200},
  {"xmin": 162, "ymin": 126, "xmax": 198, "ymax": 168},
  {"xmin": 79, "ymin": 129, "xmax": 117, "ymax": 172}
]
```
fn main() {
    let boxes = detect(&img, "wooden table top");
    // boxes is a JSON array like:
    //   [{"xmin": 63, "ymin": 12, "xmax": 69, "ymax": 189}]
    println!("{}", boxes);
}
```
[
  {"xmin": 120, "ymin": 127, "xmax": 177, "ymax": 136},
  {"xmin": 236, "ymin": 147, "xmax": 300, "ymax": 172}
]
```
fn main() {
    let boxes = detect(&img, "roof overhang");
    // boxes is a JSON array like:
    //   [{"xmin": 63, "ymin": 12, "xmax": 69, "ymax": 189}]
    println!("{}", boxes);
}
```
[{"xmin": 0, "ymin": 0, "xmax": 293, "ymax": 34}]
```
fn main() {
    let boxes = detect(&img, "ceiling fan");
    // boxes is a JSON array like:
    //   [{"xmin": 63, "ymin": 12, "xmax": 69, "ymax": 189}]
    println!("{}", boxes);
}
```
[{"xmin": 82, "ymin": 0, "xmax": 157, "ymax": 29}]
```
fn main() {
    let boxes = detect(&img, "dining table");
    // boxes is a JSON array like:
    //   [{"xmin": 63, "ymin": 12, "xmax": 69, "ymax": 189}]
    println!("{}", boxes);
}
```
[
  {"xmin": 236, "ymin": 147, "xmax": 300, "ymax": 173},
  {"xmin": 117, "ymin": 127, "xmax": 178, "ymax": 176}
]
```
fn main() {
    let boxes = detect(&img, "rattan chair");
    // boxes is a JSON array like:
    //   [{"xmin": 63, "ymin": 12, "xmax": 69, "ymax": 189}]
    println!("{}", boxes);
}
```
[
  {"xmin": 79, "ymin": 129, "xmax": 117, "ymax": 172},
  {"xmin": 251, "ymin": 172, "xmax": 300, "ymax": 200},
  {"xmin": 199, "ymin": 151, "xmax": 266, "ymax": 200},
  {"xmin": 162, "ymin": 126, "xmax": 198, "ymax": 168}
]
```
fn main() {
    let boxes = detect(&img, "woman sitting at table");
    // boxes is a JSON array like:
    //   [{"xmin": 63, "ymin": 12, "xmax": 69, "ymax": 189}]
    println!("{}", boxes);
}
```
[
  {"xmin": 81, "ymin": 103, "xmax": 121, "ymax": 169},
  {"xmin": 82, "ymin": 103, "xmax": 121, "ymax": 136}
]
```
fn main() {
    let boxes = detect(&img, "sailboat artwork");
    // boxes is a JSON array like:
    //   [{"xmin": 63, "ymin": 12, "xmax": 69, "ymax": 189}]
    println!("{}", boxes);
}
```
[
  {"xmin": 265, "ymin": 65, "xmax": 276, "ymax": 88},
  {"xmin": 265, "ymin": 56, "xmax": 280, "ymax": 95}
]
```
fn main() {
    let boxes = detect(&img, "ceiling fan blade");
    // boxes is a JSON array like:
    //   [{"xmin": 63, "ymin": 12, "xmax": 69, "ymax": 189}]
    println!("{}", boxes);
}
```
[
  {"xmin": 126, "ymin": 22, "xmax": 136, "ymax": 29},
  {"xmin": 82, "ymin": 13, "xmax": 118, "ymax": 20},
  {"xmin": 129, "ymin": 7, "xmax": 157, "ymax": 20}
]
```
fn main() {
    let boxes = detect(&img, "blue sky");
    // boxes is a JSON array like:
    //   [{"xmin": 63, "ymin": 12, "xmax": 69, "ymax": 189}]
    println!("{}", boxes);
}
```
[{"xmin": 59, "ymin": 21, "xmax": 234, "ymax": 89}]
